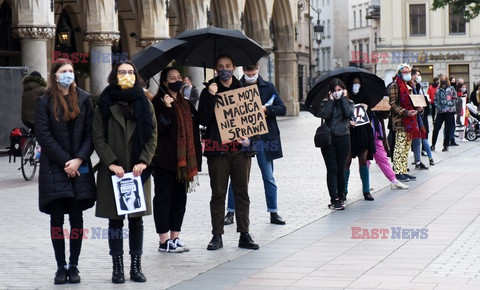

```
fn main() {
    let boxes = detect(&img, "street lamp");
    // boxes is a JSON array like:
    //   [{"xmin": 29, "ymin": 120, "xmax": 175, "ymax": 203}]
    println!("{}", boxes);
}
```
[
  {"xmin": 57, "ymin": 10, "xmax": 71, "ymax": 47},
  {"xmin": 313, "ymin": 20, "xmax": 324, "ymax": 45}
]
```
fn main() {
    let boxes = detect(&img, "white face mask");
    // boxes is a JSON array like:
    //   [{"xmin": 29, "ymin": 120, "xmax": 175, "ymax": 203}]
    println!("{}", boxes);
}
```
[
  {"xmin": 333, "ymin": 91, "xmax": 343, "ymax": 99},
  {"xmin": 244, "ymin": 73, "xmax": 259, "ymax": 84},
  {"xmin": 461, "ymin": 87, "xmax": 467, "ymax": 93},
  {"xmin": 416, "ymin": 75, "xmax": 422, "ymax": 83},
  {"xmin": 352, "ymin": 83, "xmax": 361, "ymax": 94}
]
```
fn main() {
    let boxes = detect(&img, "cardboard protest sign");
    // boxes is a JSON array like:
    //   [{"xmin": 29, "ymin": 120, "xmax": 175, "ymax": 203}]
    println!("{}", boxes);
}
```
[
  {"xmin": 214, "ymin": 85, "xmax": 268, "ymax": 143},
  {"xmin": 372, "ymin": 96, "xmax": 391, "ymax": 111},
  {"xmin": 352, "ymin": 103, "xmax": 370, "ymax": 126},
  {"xmin": 410, "ymin": 94, "xmax": 427, "ymax": 107}
]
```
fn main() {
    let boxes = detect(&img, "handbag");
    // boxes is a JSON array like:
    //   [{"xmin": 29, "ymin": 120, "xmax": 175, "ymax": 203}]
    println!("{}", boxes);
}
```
[{"xmin": 314, "ymin": 118, "xmax": 331, "ymax": 148}]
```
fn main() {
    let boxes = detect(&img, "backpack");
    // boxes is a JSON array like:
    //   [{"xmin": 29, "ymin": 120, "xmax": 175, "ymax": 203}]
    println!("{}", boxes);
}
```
[{"xmin": 9, "ymin": 127, "xmax": 28, "ymax": 160}]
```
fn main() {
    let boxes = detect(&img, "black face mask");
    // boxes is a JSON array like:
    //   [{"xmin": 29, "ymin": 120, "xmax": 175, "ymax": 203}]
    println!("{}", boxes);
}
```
[{"xmin": 168, "ymin": 81, "xmax": 183, "ymax": 93}]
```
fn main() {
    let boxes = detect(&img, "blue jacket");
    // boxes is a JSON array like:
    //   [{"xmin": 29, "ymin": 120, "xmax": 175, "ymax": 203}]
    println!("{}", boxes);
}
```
[{"xmin": 240, "ymin": 75, "xmax": 286, "ymax": 160}]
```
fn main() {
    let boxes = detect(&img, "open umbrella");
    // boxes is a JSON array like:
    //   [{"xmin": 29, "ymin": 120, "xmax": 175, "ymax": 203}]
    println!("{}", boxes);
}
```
[
  {"xmin": 174, "ymin": 26, "xmax": 268, "ymax": 69},
  {"xmin": 305, "ymin": 67, "xmax": 386, "ymax": 117},
  {"xmin": 131, "ymin": 38, "xmax": 187, "ymax": 81}
]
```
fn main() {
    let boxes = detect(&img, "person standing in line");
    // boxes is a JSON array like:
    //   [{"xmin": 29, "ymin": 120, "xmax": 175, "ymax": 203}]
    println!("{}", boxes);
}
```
[
  {"xmin": 198, "ymin": 54, "xmax": 259, "ymax": 251},
  {"xmin": 456, "ymin": 83, "xmax": 468, "ymax": 141},
  {"xmin": 151, "ymin": 67, "xmax": 202, "ymax": 253},
  {"xmin": 224, "ymin": 63, "xmax": 287, "ymax": 226},
  {"xmin": 388, "ymin": 64, "xmax": 419, "ymax": 183},
  {"xmin": 410, "ymin": 69, "xmax": 434, "ymax": 169},
  {"xmin": 427, "ymin": 77, "xmax": 439, "ymax": 122},
  {"xmin": 181, "ymin": 76, "xmax": 200, "ymax": 109},
  {"xmin": 319, "ymin": 78, "xmax": 354, "ymax": 210},
  {"xmin": 35, "ymin": 58, "xmax": 96, "ymax": 284},
  {"xmin": 431, "ymin": 74, "xmax": 456, "ymax": 152},
  {"xmin": 344, "ymin": 76, "xmax": 375, "ymax": 202},
  {"xmin": 93, "ymin": 61, "xmax": 157, "ymax": 283}
]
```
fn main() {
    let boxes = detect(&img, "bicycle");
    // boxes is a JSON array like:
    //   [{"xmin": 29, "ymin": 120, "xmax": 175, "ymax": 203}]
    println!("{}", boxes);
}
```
[{"xmin": 19, "ymin": 129, "xmax": 39, "ymax": 181}]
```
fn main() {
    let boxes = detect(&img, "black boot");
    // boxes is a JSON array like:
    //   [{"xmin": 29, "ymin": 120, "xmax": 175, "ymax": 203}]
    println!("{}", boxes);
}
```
[
  {"xmin": 67, "ymin": 264, "xmax": 81, "ymax": 283},
  {"xmin": 238, "ymin": 233, "xmax": 259, "ymax": 250},
  {"xmin": 54, "ymin": 266, "xmax": 67, "ymax": 284},
  {"xmin": 363, "ymin": 192, "xmax": 374, "ymax": 201},
  {"xmin": 270, "ymin": 212, "xmax": 286, "ymax": 225},
  {"xmin": 111, "ymin": 255, "xmax": 125, "ymax": 284},
  {"xmin": 224, "ymin": 212, "xmax": 234, "ymax": 225},
  {"xmin": 130, "ymin": 255, "xmax": 146, "ymax": 282},
  {"xmin": 207, "ymin": 234, "xmax": 223, "ymax": 250}
]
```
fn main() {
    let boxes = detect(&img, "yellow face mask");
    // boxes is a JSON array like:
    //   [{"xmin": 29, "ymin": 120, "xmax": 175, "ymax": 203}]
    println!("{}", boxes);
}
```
[{"xmin": 117, "ymin": 74, "xmax": 136, "ymax": 90}]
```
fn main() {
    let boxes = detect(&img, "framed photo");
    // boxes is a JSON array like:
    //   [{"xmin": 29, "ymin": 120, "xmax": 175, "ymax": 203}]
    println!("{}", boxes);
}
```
[
  {"xmin": 353, "ymin": 104, "xmax": 370, "ymax": 126},
  {"xmin": 112, "ymin": 173, "xmax": 146, "ymax": 215}
]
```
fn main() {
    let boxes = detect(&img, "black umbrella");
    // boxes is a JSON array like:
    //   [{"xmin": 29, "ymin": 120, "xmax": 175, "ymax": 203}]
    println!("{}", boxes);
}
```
[
  {"xmin": 305, "ymin": 67, "xmax": 386, "ymax": 117},
  {"xmin": 131, "ymin": 38, "xmax": 187, "ymax": 81},
  {"xmin": 174, "ymin": 26, "xmax": 268, "ymax": 69}
]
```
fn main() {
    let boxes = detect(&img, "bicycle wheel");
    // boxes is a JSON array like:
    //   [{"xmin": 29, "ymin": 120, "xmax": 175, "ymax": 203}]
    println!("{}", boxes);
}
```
[{"xmin": 21, "ymin": 139, "xmax": 37, "ymax": 181}]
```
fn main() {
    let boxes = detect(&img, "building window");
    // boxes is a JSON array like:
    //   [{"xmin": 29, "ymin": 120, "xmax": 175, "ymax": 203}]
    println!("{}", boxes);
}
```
[
  {"xmin": 326, "ymin": 48, "xmax": 331, "ymax": 70},
  {"xmin": 359, "ymin": 9, "xmax": 363, "ymax": 27},
  {"xmin": 322, "ymin": 48, "xmax": 326, "ymax": 71},
  {"xmin": 353, "ymin": 11, "xmax": 356, "ymax": 29},
  {"xmin": 449, "ymin": 5, "xmax": 466, "ymax": 34},
  {"xmin": 366, "ymin": 43, "xmax": 370, "ymax": 64},
  {"xmin": 366, "ymin": 8, "xmax": 369, "ymax": 26},
  {"xmin": 449, "ymin": 64, "xmax": 470, "ymax": 89},
  {"xmin": 327, "ymin": 20, "xmax": 331, "ymax": 38},
  {"xmin": 410, "ymin": 4, "xmax": 426, "ymax": 35}
]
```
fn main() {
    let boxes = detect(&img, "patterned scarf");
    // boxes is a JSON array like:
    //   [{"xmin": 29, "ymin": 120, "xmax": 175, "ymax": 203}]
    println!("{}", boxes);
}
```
[
  {"xmin": 396, "ymin": 76, "xmax": 425, "ymax": 140},
  {"xmin": 173, "ymin": 95, "xmax": 198, "ymax": 184}
]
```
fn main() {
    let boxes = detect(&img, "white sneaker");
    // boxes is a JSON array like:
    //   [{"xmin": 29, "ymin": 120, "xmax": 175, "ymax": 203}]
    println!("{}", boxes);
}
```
[
  {"xmin": 173, "ymin": 238, "xmax": 190, "ymax": 252},
  {"xmin": 391, "ymin": 181, "xmax": 409, "ymax": 190}
]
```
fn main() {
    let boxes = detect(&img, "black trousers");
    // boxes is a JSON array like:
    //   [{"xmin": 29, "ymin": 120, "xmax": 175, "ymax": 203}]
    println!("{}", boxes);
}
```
[
  {"xmin": 108, "ymin": 217, "xmax": 143, "ymax": 256},
  {"xmin": 431, "ymin": 112, "xmax": 454, "ymax": 148},
  {"xmin": 49, "ymin": 199, "xmax": 84, "ymax": 268},
  {"xmin": 208, "ymin": 151, "xmax": 251, "ymax": 235},
  {"xmin": 153, "ymin": 168, "xmax": 187, "ymax": 234},
  {"xmin": 321, "ymin": 135, "xmax": 351, "ymax": 202}
]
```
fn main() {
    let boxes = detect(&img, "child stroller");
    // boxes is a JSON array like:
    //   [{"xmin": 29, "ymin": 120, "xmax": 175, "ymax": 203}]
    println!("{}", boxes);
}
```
[{"xmin": 465, "ymin": 103, "xmax": 480, "ymax": 141}]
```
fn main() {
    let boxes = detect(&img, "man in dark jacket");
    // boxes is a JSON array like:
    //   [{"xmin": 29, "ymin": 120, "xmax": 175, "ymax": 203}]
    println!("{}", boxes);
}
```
[
  {"xmin": 22, "ymin": 71, "xmax": 47, "ymax": 129},
  {"xmin": 224, "ymin": 63, "xmax": 287, "ymax": 225},
  {"xmin": 181, "ymin": 76, "xmax": 200, "ymax": 108},
  {"xmin": 198, "ymin": 54, "xmax": 259, "ymax": 251}
]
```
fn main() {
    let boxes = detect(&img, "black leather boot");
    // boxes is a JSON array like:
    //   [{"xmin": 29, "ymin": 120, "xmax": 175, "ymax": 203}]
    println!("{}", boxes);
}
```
[
  {"xmin": 238, "ymin": 233, "xmax": 259, "ymax": 250},
  {"xmin": 270, "ymin": 212, "xmax": 286, "ymax": 225},
  {"xmin": 130, "ymin": 255, "xmax": 146, "ymax": 282},
  {"xmin": 111, "ymin": 255, "xmax": 125, "ymax": 284},
  {"xmin": 54, "ymin": 266, "xmax": 67, "ymax": 284},
  {"xmin": 207, "ymin": 234, "xmax": 223, "ymax": 250},
  {"xmin": 363, "ymin": 192, "xmax": 374, "ymax": 201},
  {"xmin": 67, "ymin": 264, "xmax": 81, "ymax": 283}
]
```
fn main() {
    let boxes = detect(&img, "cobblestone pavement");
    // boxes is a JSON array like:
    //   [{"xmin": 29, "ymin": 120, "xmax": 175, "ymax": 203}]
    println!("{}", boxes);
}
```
[{"xmin": 0, "ymin": 112, "xmax": 478, "ymax": 289}]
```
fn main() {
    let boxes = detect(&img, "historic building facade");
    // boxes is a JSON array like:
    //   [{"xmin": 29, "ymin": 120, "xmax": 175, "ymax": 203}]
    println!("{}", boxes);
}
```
[{"xmin": 1, "ymin": 0, "xmax": 311, "ymax": 116}]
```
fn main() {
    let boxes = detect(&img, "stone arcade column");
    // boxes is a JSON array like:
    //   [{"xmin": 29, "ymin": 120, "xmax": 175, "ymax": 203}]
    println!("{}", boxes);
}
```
[
  {"xmin": 13, "ymin": 27, "xmax": 55, "ymax": 78},
  {"xmin": 85, "ymin": 33, "xmax": 120, "ymax": 96},
  {"xmin": 136, "ymin": 38, "xmax": 166, "ymax": 96},
  {"xmin": 275, "ymin": 50, "xmax": 298, "ymax": 116}
]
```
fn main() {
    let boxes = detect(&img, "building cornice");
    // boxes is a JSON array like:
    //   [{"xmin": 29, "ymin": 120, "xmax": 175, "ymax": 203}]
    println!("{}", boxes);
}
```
[
  {"xmin": 12, "ymin": 27, "xmax": 55, "ymax": 39},
  {"xmin": 84, "ymin": 32, "xmax": 120, "ymax": 46}
]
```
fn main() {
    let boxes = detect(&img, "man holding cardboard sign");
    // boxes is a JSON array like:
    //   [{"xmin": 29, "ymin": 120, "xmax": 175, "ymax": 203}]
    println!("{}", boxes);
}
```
[{"xmin": 198, "ymin": 54, "xmax": 259, "ymax": 251}]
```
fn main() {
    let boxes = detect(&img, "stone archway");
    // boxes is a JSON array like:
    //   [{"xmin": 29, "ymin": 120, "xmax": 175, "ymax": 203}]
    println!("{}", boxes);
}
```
[
  {"xmin": 271, "ymin": 0, "xmax": 298, "ymax": 116},
  {"xmin": 210, "ymin": 0, "xmax": 245, "ymax": 30}
]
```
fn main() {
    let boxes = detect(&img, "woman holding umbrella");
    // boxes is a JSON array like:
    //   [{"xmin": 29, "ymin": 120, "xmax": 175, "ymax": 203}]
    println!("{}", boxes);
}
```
[
  {"xmin": 344, "ymin": 76, "xmax": 375, "ymax": 202},
  {"xmin": 319, "ymin": 79, "xmax": 355, "ymax": 210}
]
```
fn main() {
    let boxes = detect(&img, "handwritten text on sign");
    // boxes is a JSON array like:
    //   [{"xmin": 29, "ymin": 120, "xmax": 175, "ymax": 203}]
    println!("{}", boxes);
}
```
[{"xmin": 214, "ymin": 85, "xmax": 268, "ymax": 143}]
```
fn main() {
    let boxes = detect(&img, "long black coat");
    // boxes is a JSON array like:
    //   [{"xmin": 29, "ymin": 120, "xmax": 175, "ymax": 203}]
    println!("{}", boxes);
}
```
[
  {"xmin": 240, "ymin": 75, "xmax": 286, "ymax": 160},
  {"xmin": 35, "ymin": 88, "xmax": 96, "ymax": 214},
  {"xmin": 151, "ymin": 93, "xmax": 202, "ymax": 172}
]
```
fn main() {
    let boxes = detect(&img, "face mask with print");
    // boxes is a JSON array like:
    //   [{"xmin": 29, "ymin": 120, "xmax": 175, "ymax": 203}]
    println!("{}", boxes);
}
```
[
  {"xmin": 402, "ymin": 73, "xmax": 412, "ymax": 82},
  {"xmin": 244, "ymin": 73, "xmax": 259, "ymax": 84},
  {"xmin": 333, "ymin": 91, "xmax": 343, "ymax": 99},
  {"xmin": 168, "ymin": 81, "xmax": 183, "ymax": 93},
  {"xmin": 352, "ymin": 83, "xmax": 361, "ymax": 94},
  {"xmin": 57, "ymin": 72, "xmax": 75, "ymax": 88},
  {"xmin": 117, "ymin": 74, "xmax": 136, "ymax": 90},
  {"xmin": 217, "ymin": 69, "xmax": 234, "ymax": 81}
]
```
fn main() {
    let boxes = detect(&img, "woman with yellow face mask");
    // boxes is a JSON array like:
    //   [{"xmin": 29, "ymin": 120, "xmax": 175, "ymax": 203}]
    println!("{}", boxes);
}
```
[{"xmin": 92, "ymin": 61, "xmax": 157, "ymax": 284}]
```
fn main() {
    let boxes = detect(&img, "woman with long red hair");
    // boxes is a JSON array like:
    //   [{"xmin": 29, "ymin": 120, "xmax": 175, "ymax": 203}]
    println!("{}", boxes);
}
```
[{"xmin": 35, "ymin": 58, "xmax": 96, "ymax": 284}]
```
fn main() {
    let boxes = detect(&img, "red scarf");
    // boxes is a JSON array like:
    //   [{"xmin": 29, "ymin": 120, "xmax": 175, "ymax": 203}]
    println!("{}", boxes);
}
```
[
  {"xmin": 173, "ymin": 95, "xmax": 198, "ymax": 183},
  {"xmin": 396, "ymin": 76, "xmax": 425, "ymax": 140}
]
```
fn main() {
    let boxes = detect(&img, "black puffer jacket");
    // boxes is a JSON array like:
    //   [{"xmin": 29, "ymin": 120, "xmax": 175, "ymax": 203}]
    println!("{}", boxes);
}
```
[
  {"xmin": 35, "ymin": 88, "xmax": 96, "ymax": 214},
  {"xmin": 319, "ymin": 97, "xmax": 355, "ymax": 136}
]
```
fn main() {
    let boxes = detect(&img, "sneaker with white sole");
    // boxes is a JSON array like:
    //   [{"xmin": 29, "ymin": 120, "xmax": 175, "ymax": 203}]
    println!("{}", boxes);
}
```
[
  {"xmin": 158, "ymin": 239, "xmax": 184, "ymax": 253},
  {"xmin": 173, "ymin": 238, "xmax": 190, "ymax": 252},
  {"xmin": 391, "ymin": 181, "xmax": 409, "ymax": 190}
]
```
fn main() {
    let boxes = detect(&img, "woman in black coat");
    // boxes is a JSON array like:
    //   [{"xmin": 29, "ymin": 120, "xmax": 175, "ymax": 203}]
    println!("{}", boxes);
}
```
[
  {"xmin": 35, "ymin": 58, "xmax": 96, "ymax": 284},
  {"xmin": 151, "ymin": 67, "xmax": 202, "ymax": 253}
]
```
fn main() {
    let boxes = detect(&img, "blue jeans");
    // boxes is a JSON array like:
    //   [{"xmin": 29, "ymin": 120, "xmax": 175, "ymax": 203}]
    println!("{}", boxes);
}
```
[
  {"xmin": 227, "ymin": 149, "xmax": 278, "ymax": 212},
  {"xmin": 413, "ymin": 138, "xmax": 432, "ymax": 163}
]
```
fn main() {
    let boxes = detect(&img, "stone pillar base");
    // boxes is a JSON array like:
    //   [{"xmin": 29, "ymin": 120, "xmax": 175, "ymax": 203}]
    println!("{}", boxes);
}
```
[{"xmin": 285, "ymin": 102, "xmax": 300, "ymax": 117}]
